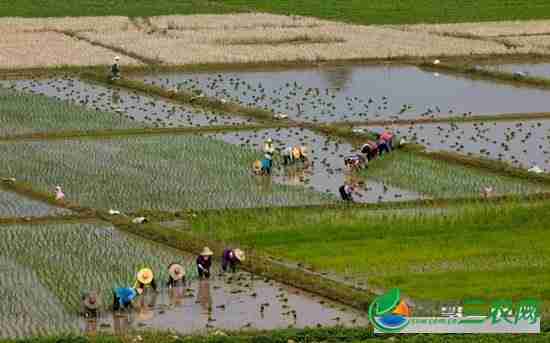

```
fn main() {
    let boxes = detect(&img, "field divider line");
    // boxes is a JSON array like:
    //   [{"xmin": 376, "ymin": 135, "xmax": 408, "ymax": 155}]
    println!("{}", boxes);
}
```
[
  {"xmin": 419, "ymin": 61, "xmax": 550, "ymax": 90},
  {"xmin": 0, "ymin": 124, "xmax": 287, "ymax": 142},
  {"xmin": 0, "ymin": 215, "xmax": 100, "ymax": 226},
  {"xmin": 56, "ymin": 29, "xmax": 162, "ymax": 65},
  {"xmin": 327, "ymin": 112, "xmax": 550, "ymax": 128}
]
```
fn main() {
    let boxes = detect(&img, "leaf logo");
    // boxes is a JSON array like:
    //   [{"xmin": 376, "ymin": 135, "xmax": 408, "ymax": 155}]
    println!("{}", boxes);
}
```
[{"xmin": 368, "ymin": 288, "xmax": 410, "ymax": 333}]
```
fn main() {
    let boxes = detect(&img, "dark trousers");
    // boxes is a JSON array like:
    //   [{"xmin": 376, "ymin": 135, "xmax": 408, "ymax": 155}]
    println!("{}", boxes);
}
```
[
  {"xmin": 339, "ymin": 186, "xmax": 353, "ymax": 202},
  {"xmin": 378, "ymin": 143, "xmax": 390, "ymax": 156},
  {"xmin": 283, "ymin": 155, "xmax": 291, "ymax": 165},
  {"xmin": 113, "ymin": 292, "xmax": 130, "ymax": 311},
  {"xmin": 198, "ymin": 268, "xmax": 210, "ymax": 279}
]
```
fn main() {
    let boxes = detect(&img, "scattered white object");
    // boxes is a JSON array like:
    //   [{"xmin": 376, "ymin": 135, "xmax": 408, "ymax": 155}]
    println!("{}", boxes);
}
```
[
  {"xmin": 399, "ymin": 138, "xmax": 408, "ymax": 146},
  {"xmin": 513, "ymin": 71, "xmax": 527, "ymax": 77},
  {"xmin": 132, "ymin": 217, "xmax": 147, "ymax": 224},
  {"xmin": 433, "ymin": 72, "xmax": 440, "ymax": 77},
  {"xmin": 108, "ymin": 209, "xmax": 121, "ymax": 215},
  {"xmin": 114, "ymin": 56, "xmax": 120, "ymax": 61},
  {"xmin": 274, "ymin": 113, "xmax": 288, "ymax": 119},
  {"xmin": 55, "ymin": 186, "xmax": 65, "ymax": 201},
  {"xmin": 433, "ymin": 59, "xmax": 440, "ymax": 65},
  {"xmin": 1, "ymin": 177, "xmax": 16, "ymax": 182},
  {"xmin": 220, "ymin": 98, "xmax": 227, "ymax": 104},
  {"xmin": 352, "ymin": 128, "xmax": 365, "ymax": 134},
  {"xmin": 528, "ymin": 165, "xmax": 543, "ymax": 174}
]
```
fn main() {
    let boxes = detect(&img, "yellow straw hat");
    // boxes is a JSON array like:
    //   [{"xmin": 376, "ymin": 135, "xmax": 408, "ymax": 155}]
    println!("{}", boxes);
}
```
[
  {"xmin": 136, "ymin": 268, "xmax": 154, "ymax": 284},
  {"xmin": 233, "ymin": 249, "xmax": 245, "ymax": 262},
  {"xmin": 168, "ymin": 264, "xmax": 185, "ymax": 281},
  {"xmin": 201, "ymin": 247, "xmax": 214, "ymax": 256}
]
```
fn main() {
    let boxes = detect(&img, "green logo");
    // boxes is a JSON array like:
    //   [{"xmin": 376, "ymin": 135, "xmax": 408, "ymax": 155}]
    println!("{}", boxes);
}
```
[{"xmin": 368, "ymin": 288, "xmax": 411, "ymax": 333}]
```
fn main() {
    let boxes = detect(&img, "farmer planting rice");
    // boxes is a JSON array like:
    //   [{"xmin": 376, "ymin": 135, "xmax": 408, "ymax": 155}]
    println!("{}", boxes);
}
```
[
  {"xmin": 282, "ymin": 145, "xmax": 308, "ymax": 165},
  {"xmin": 263, "ymin": 137, "xmax": 275, "ymax": 158},
  {"xmin": 339, "ymin": 183, "xmax": 359, "ymax": 202},
  {"xmin": 81, "ymin": 291, "xmax": 100, "ymax": 318},
  {"xmin": 344, "ymin": 155, "xmax": 367, "ymax": 171},
  {"xmin": 111, "ymin": 56, "xmax": 120, "ymax": 80},
  {"xmin": 380, "ymin": 131, "xmax": 394, "ymax": 150},
  {"xmin": 361, "ymin": 141, "xmax": 379, "ymax": 161},
  {"xmin": 166, "ymin": 263, "xmax": 186, "ymax": 287},
  {"xmin": 134, "ymin": 267, "xmax": 158, "ymax": 293},
  {"xmin": 222, "ymin": 248, "xmax": 245, "ymax": 273},
  {"xmin": 54, "ymin": 186, "xmax": 64, "ymax": 201},
  {"xmin": 112, "ymin": 286, "xmax": 142, "ymax": 311},
  {"xmin": 197, "ymin": 246, "xmax": 213, "ymax": 279}
]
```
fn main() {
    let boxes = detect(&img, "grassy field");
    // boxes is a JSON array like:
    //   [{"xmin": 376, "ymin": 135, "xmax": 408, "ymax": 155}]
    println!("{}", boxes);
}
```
[
  {"xmin": 360, "ymin": 150, "xmax": 550, "ymax": 198},
  {"xmin": 3, "ymin": 0, "xmax": 550, "ymax": 25},
  {"xmin": 190, "ymin": 201, "xmax": 550, "ymax": 305}
]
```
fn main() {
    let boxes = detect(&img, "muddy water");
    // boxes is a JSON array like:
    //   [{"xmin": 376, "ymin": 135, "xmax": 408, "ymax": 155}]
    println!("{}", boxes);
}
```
[
  {"xmin": 483, "ymin": 63, "xmax": 550, "ymax": 78},
  {"xmin": 83, "ymin": 273, "xmax": 367, "ymax": 335},
  {"xmin": 0, "ymin": 189, "xmax": 71, "ymax": 218},
  {"xmin": 134, "ymin": 65, "xmax": 550, "ymax": 123},
  {"xmin": 0, "ymin": 78, "xmax": 254, "ymax": 128},
  {"xmin": 204, "ymin": 128, "xmax": 422, "ymax": 203},
  {"xmin": 365, "ymin": 119, "xmax": 550, "ymax": 172}
]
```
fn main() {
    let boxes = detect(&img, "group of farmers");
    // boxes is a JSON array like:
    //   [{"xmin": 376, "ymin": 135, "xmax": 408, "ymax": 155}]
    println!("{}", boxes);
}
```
[
  {"xmin": 82, "ymin": 247, "xmax": 245, "ymax": 315},
  {"xmin": 253, "ymin": 138, "xmax": 307, "ymax": 175},
  {"xmin": 339, "ymin": 130, "xmax": 396, "ymax": 202}
]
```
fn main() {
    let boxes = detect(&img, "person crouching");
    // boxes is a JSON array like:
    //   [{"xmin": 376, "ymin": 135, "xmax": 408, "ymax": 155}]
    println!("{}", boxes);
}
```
[
  {"xmin": 197, "ymin": 247, "xmax": 213, "ymax": 279},
  {"xmin": 222, "ymin": 248, "xmax": 245, "ymax": 273},
  {"xmin": 113, "ymin": 286, "xmax": 141, "ymax": 311},
  {"xmin": 166, "ymin": 263, "xmax": 186, "ymax": 288}
]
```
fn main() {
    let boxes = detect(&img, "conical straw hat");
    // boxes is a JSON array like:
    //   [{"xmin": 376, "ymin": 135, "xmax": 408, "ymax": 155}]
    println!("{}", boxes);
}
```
[
  {"xmin": 137, "ymin": 268, "xmax": 154, "ymax": 284},
  {"xmin": 201, "ymin": 247, "xmax": 213, "ymax": 256},
  {"xmin": 168, "ymin": 264, "xmax": 185, "ymax": 280},
  {"xmin": 233, "ymin": 249, "xmax": 245, "ymax": 262}
]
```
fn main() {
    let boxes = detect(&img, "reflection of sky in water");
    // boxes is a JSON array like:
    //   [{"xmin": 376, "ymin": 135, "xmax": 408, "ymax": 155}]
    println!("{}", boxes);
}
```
[
  {"xmin": 0, "ymin": 78, "xmax": 253, "ymax": 127},
  {"xmin": 136, "ymin": 65, "xmax": 550, "ymax": 123},
  {"xmin": 366, "ymin": 119, "xmax": 550, "ymax": 172},
  {"xmin": 205, "ymin": 128, "xmax": 423, "ymax": 203},
  {"xmin": 483, "ymin": 63, "xmax": 550, "ymax": 79}
]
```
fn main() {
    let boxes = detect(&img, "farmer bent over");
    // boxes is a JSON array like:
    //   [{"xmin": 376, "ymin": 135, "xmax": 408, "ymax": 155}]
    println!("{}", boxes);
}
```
[
  {"xmin": 113, "ymin": 286, "xmax": 141, "ymax": 311},
  {"xmin": 111, "ymin": 56, "xmax": 121, "ymax": 80},
  {"xmin": 222, "ymin": 248, "xmax": 245, "ymax": 273},
  {"xmin": 339, "ymin": 184, "xmax": 357, "ymax": 202},
  {"xmin": 133, "ymin": 268, "xmax": 157, "ymax": 293},
  {"xmin": 197, "ymin": 247, "xmax": 213, "ymax": 279},
  {"xmin": 166, "ymin": 263, "xmax": 186, "ymax": 288}
]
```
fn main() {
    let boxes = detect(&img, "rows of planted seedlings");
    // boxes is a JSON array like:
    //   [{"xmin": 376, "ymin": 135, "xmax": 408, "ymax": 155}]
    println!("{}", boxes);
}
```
[
  {"xmin": 0, "ymin": 86, "xmax": 142, "ymax": 137},
  {"xmin": 1, "ymin": 78, "xmax": 254, "ymax": 129},
  {"xmin": 0, "ymin": 134, "xmax": 331, "ymax": 211},
  {"xmin": 0, "ymin": 255, "xmax": 78, "ymax": 338},
  {"xmin": 362, "ymin": 150, "xmax": 550, "ymax": 198}
]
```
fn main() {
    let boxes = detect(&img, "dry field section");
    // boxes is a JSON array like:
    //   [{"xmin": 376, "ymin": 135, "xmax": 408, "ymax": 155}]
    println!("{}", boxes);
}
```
[{"xmin": 3, "ymin": 14, "xmax": 550, "ymax": 68}]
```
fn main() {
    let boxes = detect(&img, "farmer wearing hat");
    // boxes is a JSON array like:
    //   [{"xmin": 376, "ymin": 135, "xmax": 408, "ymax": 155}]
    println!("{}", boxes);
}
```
[
  {"xmin": 222, "ymin": 248, "xmax": 245, "ymax": 273},
  {"xmin": 261, "ymin": 154, "xmax": 273, "ymax": 175},
  {"xmin": 339, "ymin": 183, "xmax": 359, "ymax": 202},
  {"xmin": 361, "ymin": 141, "xmax": 379, "ymax": 161},
  {"xmin": 134, "ymin": 267, "xmax": 158, "ymax": 293},
  {"xmin": 81, "ymin": 291, "xmax": 101, "ymax": 318},
  {"xmin": 166, "ymin": 263, "xmax": 186, "ymax": 287},
  {"xmin": 112, "ymin": 286, "xmax": 142, "ymax": 311},
  {"xmin": 111, "ymin": 56, "xmax": 120, "ymax": 80},
  {"xmin": 197, "ymin": 247, "xmax": 213, "ymax": 279},
  {"xmin": 263, "ymin": 138, "xmax": 275, "ymax": 158},
  {"xmin": 282, "ymin": 146, "xmax": 293, "ymax": 165}
]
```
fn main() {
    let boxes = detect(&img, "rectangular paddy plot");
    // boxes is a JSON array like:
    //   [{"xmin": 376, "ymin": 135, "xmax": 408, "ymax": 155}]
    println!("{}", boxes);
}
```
[
  {"xmin": 369, "ymin": 119, "xmax": 550, "ymax": 172},
  {"xmin": 0, "ymin": 188, "xmax": 70, "ymax": 218},
  {"xmin": 0, "ymin": 134, "xmax": 331, "ymax": 212},
  {"xmin": 134, "ymin": 64, "xmax": 550, "ymax": 123},
  {"xmin": 1, "ymin": 78, "xmax": 254, "ymax": 129},
  {"xmin": 361, "ymin": 150, "xmax": 549, "ymax": 199},
  {"xmin": 205, "ymin": 127, "xmax": 422, "ymax": 203},
  {"xmin": 0, "ymin": 222, "xmax": 366, "ymax": 338}
]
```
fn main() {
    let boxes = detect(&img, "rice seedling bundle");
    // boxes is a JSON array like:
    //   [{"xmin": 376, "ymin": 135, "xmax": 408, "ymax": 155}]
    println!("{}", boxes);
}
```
[
  {"xmin": 363, "ymin": 151, "xmax": 549, "ymax": 198},
  {"xmin": 0, "ymin": 31, "xmax": 141, "ymax": 69},
  {"xmin": 0, "ymin": 134, "xmax": 330, "ymax": 211},
  {"xmin": 0, "ymin": 86, "xmax": 143, "ymax": 137},
  {"xmin": 0, "ymin": 222, "xmax": 189, "ymax": 317},
  {"xmin": 0, "ymin": 189, "xmax": 71, "ymax": 218}
]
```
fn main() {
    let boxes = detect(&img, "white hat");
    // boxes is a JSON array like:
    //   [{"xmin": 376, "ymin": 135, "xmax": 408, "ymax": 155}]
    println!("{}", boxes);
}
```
[
  {"xmin": 233, "ymin": 249, "xmax": 245, "ymax": 262},
  {"xmin": 114, "ymin": 56, "xmax": 120, "ymax": 61},
  {"xmin": 200, "ymin": 247, "xmax": 213, "ymax": 256},
  {"xmin": 266, "ymin": 138, "xmax": 272, "ymax": 143},
  {"xmin": 55, "ymin": 186, "xmax": 62, "ymax": 191}
]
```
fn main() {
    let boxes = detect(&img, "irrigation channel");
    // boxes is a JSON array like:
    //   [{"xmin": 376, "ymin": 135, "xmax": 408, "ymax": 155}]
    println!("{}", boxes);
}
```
[
  {"xmin": 133, "ymin": 64, "xmax": 550, "ymax": 123},
  {"xmin": 0, "ymin": 222, "xmax": 367, "ymax": 338}
]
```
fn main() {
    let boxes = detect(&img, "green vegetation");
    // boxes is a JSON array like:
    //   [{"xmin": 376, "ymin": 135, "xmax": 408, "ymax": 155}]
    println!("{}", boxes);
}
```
[
  {"xmin": 0, "ymin": 87, "xmax": 143, "ymax": 137},
  {"xmin": 0, "ymin": 135, "xmax": 332, "ymax": 211},
  {"xmin": 361, "ymin": 150, "xmax": 549, "ymax": 198},
  {"xmin": 3, "ymin": 0, "xmax": 550, "ymax": 24},
  {"xmin": 4, "ymin": 327, "xmax": 550, "ymax": 343},
  {"xmin": 189, "ymin": 201, "xmax": 550, "ymax": 305}
]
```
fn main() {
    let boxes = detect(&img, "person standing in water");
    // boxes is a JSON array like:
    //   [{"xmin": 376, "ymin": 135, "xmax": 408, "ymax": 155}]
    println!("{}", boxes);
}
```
[
  {"xmin": 197, "ymin": 247, "xmax": 213, "ymax": 279},
  {"xmin": 222, "ymin": 248, "xmax": 245, "ymax": 273}
]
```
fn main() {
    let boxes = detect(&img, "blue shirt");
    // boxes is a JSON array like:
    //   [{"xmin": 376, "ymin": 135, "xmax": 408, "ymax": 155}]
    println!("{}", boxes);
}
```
[{"xmin": 115, "ymin": 287, "xmax": 136, "ymax": 306}]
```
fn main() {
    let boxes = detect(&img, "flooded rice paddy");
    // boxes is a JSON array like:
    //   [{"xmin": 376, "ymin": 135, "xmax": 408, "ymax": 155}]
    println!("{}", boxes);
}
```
[
  {"xmin": 0, "ymin": 78, "xmax": 254, "ymax": 128},
  {"xmin": 482, "ymin": 63, "xmax": 550, "ymax": 79},
  {"xmin": 0, "ymin": 222, "xmax": 366, "ymax": 338},
  {"xmin": 0, "ymin": 188, "xmax": 71, "ymax": 217},
  {"xmin": 366, "ymin": 119, "xmax": 550, "ymax": 172},
  {"xmin": 135, "ymin": 64, "xmax": 550, "ymax": 123},
  {"xmin": 205, "ymin": 128, "xmax": 422, "ymax": 203}
]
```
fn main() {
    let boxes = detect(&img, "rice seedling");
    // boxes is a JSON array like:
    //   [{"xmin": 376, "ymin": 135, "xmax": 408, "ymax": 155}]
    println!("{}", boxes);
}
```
[
  {"xmin": 369, "ymin": 119, "xmax": 550, "ymax": 172},
  {"xmin": 0, "ymin": 188, "xmax": 71, "ymax": 218},
  {"xmin": 1, "ymin": 78, "xmax": 254, "ymax": 129},
  {"xmin": 0, "ymin": 134, "xmax": 331, "ymax": 211},
  {"xmin": 136, "ymin": 64, "xmax": 550, "ymax": 123},
  {"xmin": 360, "ymin": 150, "xmax": 549, "ymax": 198},
  {"xmin": 0, "ymin": 31, "xmax": 141, "ymax": 69},
  {"xmin": 0, "ymin": 16, "xmax": 132, "ymax": 33}
]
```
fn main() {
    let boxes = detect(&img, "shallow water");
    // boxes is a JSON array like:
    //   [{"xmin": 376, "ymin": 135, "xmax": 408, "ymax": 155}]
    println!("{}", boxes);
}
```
[
  {"xmin": 483, "ymin": 63, "xmax": 550, "ymax": 79},
  {"xmin": 205, "ymin": 128, "xmax": 422, "ymax": 203},
  {"xmin": 365, "ymin": 119, "xmax": 550, "ymax": 172},
  {"xmin": 0, "ymin": 189, "xmax": 70, "ymax": 217},
  {"xmin": 134, "ymin": 64, "xmax": 550, "ymax": 123},
  {"xmin": 0, "ymin": 78, "xmax": 254, "ymax": 128}
]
